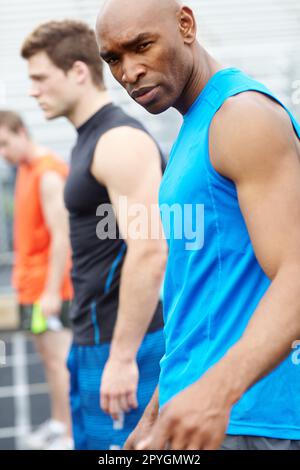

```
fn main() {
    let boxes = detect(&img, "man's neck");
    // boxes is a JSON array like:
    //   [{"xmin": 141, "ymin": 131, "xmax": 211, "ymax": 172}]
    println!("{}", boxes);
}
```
[
  {"xmin": 67, "ymin": 88, "xmax": 112, "ymax": 129},
  {"xmin": 175, "ymin": 45, "xmax": 224, "ymax": 115}
]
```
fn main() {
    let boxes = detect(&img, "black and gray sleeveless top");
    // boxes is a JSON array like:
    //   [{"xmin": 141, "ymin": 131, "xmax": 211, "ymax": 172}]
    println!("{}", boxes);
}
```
[{"xmin": 64, "ymin": 103, "xmax": 165, "ymax": 345}]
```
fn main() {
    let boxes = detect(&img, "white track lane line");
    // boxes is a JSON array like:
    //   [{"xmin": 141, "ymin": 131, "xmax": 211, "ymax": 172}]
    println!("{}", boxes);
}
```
[{"xmin": 11, "ymin": 333, "xmax": 31, "ymax": 450}]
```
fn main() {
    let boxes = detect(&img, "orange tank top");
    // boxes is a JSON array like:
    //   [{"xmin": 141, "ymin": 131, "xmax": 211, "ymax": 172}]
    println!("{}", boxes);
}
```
[{"xmin": 13, "ymin": 154, "xmax": 73, "ymax": 304}]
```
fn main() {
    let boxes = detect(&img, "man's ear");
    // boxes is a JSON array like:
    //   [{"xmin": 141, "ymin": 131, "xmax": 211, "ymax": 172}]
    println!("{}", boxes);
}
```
[
  {"xmin": 71, "ymin": 60, "xmax": 90, "ymax": 85},
  {"xmin": 178, "ymin": 6, "xmax": 197, "ymax": 44}
]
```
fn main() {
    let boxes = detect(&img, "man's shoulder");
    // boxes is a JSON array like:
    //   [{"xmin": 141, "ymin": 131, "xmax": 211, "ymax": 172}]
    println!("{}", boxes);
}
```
[
  {"xmin": 91, "ymin": 125, "xmax": 161, "ymax": 188},
  {"xmin": 209, "ymin": 90, "xmax": 294, "ymax": 180},
  {"xmin": 90, "ymin": 106, "xmax": 154, "ymax": 157},
  {"xmin": 96, "ymin": 125, "xmax": 160, "ymax": 164},
  {"xmin": 99, "ymin": 124, "xmax": 151, "ymax": 145},
  {"xmin": 212, "ymin": 90, "xmax": 289, "ymax": 134},
  {"xmin": 34, "ymin": 152, "xmax": 67, "ymax": 174},
  {"xmin": 40, "ymin": 170, "xmax": 65, "ymax": 197}
]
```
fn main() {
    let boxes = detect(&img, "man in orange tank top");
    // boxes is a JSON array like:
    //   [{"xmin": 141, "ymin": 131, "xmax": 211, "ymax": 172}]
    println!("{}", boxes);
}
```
[{"xmin": 0, "ymin": 110, "xmax": 73, "ymax": 450}]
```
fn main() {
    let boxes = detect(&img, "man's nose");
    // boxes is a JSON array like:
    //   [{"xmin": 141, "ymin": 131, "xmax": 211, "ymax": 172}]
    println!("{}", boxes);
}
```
[
  {"xmin": 121, "ymin": 56, "xmax": 146, "ymax": 85},
  {"xmin": 29, "ymin": 84, "xmax": 40, "ymax": 98}
]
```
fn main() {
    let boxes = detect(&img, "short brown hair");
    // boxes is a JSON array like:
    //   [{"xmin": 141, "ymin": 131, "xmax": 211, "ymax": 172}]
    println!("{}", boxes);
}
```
[
  {"xmin": 21, "ymin": 20, "xmax": 104, "ymax": 89},
  {"xmin": 0, "ymin": 110, "xmax": 27, "ymax": 134}
]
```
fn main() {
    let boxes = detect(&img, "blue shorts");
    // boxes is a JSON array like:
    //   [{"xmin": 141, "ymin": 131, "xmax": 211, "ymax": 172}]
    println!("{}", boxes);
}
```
[{"xmin": 67, "ymin": 329, "xmax": 165, "ymax": 450}]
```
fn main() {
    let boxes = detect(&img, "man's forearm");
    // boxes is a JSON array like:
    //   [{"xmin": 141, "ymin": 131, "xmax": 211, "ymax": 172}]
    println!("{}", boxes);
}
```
[
  {"xmin": 209, "ymin": 264, "xmax": 300, "ymax": 406},
  {"xmin": 109, "ymin": 248, "xmax": 165, "ymax": 361}
]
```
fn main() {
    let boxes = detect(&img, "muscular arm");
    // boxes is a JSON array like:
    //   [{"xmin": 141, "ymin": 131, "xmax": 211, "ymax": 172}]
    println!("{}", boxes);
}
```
[
  {"xmin": 40, "ymin": 171, "xmax": 70, "ymax": 316},
  {"xmin": 210, "ymin": 93, "xmax": 300, "ymax": 404},
  {"xmin": 140, "ymin": 92, "xmax": 300, "ymax": 450},
  {"xmin": 91, "ymin": 126, "xmax": 167, "ymax": 418}
]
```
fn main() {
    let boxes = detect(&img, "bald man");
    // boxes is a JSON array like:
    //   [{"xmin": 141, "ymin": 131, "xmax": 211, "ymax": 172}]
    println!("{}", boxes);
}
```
[{"xmin": 96, "ymin": 0, "xmax": 300, "ymax": 451}]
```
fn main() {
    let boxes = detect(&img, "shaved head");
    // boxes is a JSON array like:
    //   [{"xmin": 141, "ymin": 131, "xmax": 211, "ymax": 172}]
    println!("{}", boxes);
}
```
[
  {"xmin": 97, "ymin": 0, "xmax": 183, "ymax": 57},
  {"xmin": 96, "ymin": 0, "xmax": 199, "ymax": 114},
  {"xmin": 99, "ymin": 0, "xmax": 182, "ymax": 27}
]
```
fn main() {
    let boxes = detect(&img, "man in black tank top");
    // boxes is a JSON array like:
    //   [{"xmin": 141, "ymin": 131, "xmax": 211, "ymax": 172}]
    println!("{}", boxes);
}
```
[{"xmin": 22, "ymin": 20, "xmax": 166, "ymax": 450}]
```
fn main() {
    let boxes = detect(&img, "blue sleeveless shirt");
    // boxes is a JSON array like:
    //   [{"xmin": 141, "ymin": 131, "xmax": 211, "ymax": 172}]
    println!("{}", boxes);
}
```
[{"xmin": 159, "ymin": 68, "xmax": 300, "ymax": 439}]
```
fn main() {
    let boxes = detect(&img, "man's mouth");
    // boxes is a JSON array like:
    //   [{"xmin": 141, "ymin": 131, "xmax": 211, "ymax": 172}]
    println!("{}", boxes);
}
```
[{"xmin": 130, "ymin": 86, "xmax": 159, "ymax": 106}]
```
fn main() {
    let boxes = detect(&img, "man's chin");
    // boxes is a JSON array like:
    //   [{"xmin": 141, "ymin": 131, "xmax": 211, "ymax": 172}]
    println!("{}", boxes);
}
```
[
  {"xmin": 44, "ymin": 112, "xmax": 58, "ymax": 121},
  {"xmin": 139, "ymin": 99, "xmax": 171, "ymax": 115},
  {"xmin": 41, "ymin": 108, "xmax": 61, "ymax": 120},
  {"xmin": 145, "ymin": 104, "xmax": 171, "ymax": 115}
]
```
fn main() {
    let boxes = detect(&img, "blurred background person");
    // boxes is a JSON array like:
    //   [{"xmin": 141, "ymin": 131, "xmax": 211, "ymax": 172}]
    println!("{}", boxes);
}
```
[
  {"xmin": 0, "ymin": 110, "xmax": 73, "ymax": 450},
  {"xmin": 21, "ymin": 20, "xmax": 166, "ymax": 450}
]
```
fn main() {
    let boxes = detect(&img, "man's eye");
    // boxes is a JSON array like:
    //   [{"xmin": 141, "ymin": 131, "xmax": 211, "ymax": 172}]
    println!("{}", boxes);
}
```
[
  {"xmin": 107, "ymin": 57, "xmax": 119, "ymax": 66},
  {"xmin": 137, "ymin": 42, "xmax": 152, "ymax": 52}
]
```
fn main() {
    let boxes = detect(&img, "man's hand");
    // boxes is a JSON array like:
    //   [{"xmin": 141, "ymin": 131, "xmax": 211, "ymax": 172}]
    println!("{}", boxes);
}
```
[
  {"xmin": 124, "ymin": 407, "xmax": 157, "ymax": 450},
  {"xmin": 124, "ymin": 386, "xmax": 159, "ymax": 449},
  {"xmin": 100, "ymin": 357, "xmax": 139, "ymax": 420},
  {"xmin": 137, "ymin": 372, "xmax": 231, "ymax": 450},
  {"xmin": 39, "ymin": 290, "xmax": 62, "ymax": 318}
]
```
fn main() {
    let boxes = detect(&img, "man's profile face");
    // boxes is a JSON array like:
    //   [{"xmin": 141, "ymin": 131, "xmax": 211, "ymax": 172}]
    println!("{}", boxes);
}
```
[
  {"xmin": 96, "ymin": 3, "xmax": 190, "ymax": 114},
  {"xmin": 0, "ymin": 126, "xmax": 27, "ymax": 165},
  {"xmin": 27, "ymin": 51, "xmax": 78, "ymax": 120}
]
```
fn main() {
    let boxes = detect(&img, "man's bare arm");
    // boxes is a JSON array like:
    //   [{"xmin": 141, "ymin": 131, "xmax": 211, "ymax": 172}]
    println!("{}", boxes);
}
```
[
  {"xmin": 40, "ymin": 171, "xmax": 70, "ymax": 317},
  {"xmin": 210, "ymin": 92, "xmax": 300, "ymax": 402},
  {"xmin": 91, "ymin": 126, "xmax": 167, "ymax": 418}
]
